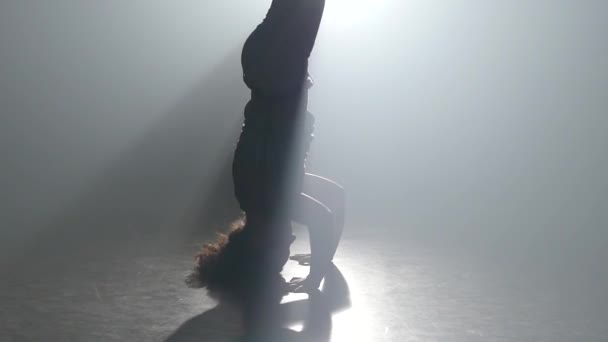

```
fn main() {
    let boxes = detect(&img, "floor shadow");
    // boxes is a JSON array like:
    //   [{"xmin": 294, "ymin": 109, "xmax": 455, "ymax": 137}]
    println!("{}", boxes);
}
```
[{"xmin": 165, "ymin": 263, "xmax": 350, "ymax": 342}]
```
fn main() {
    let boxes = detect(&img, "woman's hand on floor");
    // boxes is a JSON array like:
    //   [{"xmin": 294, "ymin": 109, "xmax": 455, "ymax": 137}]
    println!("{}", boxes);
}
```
[{"xmin": 289, "ymin": 253, "xmax": 311, "ymax": 266}]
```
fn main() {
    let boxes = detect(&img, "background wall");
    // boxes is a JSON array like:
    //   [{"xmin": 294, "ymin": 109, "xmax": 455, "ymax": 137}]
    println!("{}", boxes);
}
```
[{"xmin": 1, "ymin": 0, "xmax": 606, "ymax": 273}]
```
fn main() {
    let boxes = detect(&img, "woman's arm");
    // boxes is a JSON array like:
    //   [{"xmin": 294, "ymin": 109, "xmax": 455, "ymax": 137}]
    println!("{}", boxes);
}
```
[{"xmin": 289, "ymin": 192, "xmax": 337, "ymax": 292}]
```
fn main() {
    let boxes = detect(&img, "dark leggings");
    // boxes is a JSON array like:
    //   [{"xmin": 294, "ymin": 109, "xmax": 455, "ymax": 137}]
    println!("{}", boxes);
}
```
[
  {"xmin": 241, "ymin": 0, "xmax": 326, "ymax": 95},
  {"xmin": 233, "ymin": 0, "xmax": 334, "ymax": 282},
  {"xmin": 234, "ymin": 0, "xmax": 325, "ymax": 217}
]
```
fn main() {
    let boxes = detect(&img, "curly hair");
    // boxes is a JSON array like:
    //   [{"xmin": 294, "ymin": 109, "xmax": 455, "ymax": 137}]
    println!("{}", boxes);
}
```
[
  {"xmin": 185, "ymin": 216, "xmax": 296, "ymax": 298},
  {"xmin": 185, "ymin": 218, "xmax": 250, "ymax": 291}
]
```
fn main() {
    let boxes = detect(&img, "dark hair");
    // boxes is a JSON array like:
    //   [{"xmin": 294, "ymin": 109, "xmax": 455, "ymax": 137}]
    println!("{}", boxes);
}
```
[
  {"xmin": 186, "ymin": 214, "xmax": 297, "ymax": 302},
  {"xmin": 185, "ymin": 218, "xmax": 250, "ymax": 292}
]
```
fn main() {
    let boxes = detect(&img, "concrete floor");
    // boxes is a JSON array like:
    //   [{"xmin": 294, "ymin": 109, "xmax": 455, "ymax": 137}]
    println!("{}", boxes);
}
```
[{"xmin": 1, "ymin": 224, "xmax": 607, "ymax": 342}]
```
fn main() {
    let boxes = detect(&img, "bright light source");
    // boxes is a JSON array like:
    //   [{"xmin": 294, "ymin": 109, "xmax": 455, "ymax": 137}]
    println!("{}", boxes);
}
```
[{"xmin": 323, "ymin": 0, "xmax": 388, "ymax": 28}]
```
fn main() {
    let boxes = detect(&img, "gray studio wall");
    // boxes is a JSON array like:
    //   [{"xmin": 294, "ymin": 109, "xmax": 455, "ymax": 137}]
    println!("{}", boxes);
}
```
[
  {"xmin": 309, "ymin": 0, "xmax": 608, "ymax": 269},
  {"xmin": 0, "ymin": 0, "xmax": 265, "ymax": 259},
  {"xmin": 1, "ymin": 1, "xmax": 607, "ymax": 271}
]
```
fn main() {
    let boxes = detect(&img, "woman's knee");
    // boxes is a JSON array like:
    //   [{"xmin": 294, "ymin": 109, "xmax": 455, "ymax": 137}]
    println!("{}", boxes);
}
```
[{"xmin": 304, "ymin": 173, "xmax": 346, "ymax": 209}]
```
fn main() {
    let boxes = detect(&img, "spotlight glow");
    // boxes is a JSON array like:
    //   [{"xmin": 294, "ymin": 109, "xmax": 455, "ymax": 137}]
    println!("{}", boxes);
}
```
[{"xmin": 324, "ymin": 0, "xmax": 389, "ymax": 28}]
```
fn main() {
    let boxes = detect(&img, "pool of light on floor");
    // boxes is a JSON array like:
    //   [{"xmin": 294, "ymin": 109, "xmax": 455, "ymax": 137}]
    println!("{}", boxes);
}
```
[{"xmin": 281, "ymin": 246, "xmax": 388, "ymax": 340}]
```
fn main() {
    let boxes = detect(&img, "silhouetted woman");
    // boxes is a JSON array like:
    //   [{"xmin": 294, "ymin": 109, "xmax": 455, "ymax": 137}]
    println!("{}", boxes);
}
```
[{"xmin": 188, "ymin": 0, "xmax": 345, "ymax": 294}]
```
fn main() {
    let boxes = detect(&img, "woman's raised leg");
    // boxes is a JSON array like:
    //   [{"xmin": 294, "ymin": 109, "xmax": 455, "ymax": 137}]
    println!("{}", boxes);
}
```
[{"xmin": 241, "ymin": 0, "xmax": 326, "ymax": 94}]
